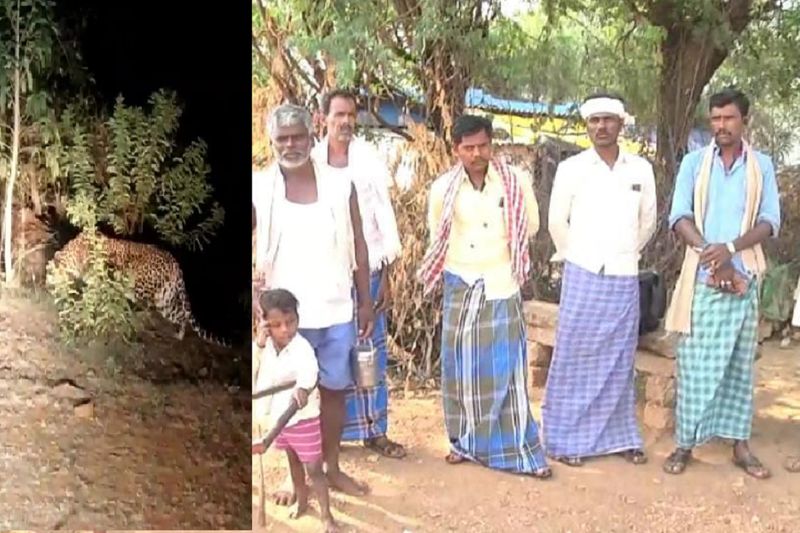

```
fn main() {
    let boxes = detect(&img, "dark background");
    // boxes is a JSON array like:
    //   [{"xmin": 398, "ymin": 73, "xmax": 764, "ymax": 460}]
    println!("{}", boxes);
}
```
[{"xmin": 53, "ymin": 1, "xmax": 252, "ymax": 346}]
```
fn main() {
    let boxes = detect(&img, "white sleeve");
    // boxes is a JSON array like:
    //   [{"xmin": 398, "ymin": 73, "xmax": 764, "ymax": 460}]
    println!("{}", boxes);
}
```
[{"xmin": 294, "ymin": 337, "xmax": 319, "ymax": 390}]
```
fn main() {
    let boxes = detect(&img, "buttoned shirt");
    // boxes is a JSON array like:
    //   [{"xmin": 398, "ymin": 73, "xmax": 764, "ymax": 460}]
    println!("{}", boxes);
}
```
[
  {"xmin": 253, "ymin": 334, "xmax": 320, "ymax": 430},
  {"xmin": 667, "ymin": 144, "xmax": 781, "ymax": 282},
  {"xmin": 548, "ymin": 148, "xmax": 657, "ymax": 276},
  {"xmin": 428, "ymin": 164, "xmax": 539, "ymax": 300}
]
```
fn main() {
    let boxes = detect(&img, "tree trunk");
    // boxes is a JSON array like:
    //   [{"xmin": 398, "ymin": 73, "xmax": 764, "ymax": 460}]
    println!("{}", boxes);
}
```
[
  {"xmin": 29, "ymin": 168, "xmax": 42, "ymax": 216},
  {"xmin": 646, "ymin": 28, "xmax": 728, "ymax": 282},
  {"xmin": 3, "ymin": 7, "xmax": 21, "ymax": 286},
  {"xmin": 423, "ymin": 43, "xmax": 468, "ymax": 145},
  {"xmin": 655, "ymin": 28, "xmax": 727, "ymax": 182},
  {"xmin": 254, "ymin": 0, "xmax": 304, "ymax": 105},
  {"xmin": 649, "ymin": 0, "xmax": 756, "ymax": 179}
]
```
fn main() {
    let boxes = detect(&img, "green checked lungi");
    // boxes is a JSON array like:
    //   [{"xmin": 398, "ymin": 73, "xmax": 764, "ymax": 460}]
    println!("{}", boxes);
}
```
[{"xmin": 675, "ymin": 281, "xmax": 759, "ymax": 448}]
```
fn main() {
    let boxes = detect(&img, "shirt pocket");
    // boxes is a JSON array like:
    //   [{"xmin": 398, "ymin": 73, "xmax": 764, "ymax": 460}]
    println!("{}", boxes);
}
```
[{"xmin": 617, "ymin": 185, "xmax": 642, "ymax": 227}]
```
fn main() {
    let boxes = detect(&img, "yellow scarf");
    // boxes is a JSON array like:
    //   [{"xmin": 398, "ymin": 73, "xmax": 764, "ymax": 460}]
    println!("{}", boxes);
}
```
[{"xmin": 664, "ymin": 142, "xmax": 766, "ymax": 334}]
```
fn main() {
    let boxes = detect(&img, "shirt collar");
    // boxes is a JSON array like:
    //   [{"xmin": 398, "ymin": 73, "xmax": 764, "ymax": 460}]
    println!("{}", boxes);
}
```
[
  {"xmin": 585, "ymin": 146, "xmax": 629, "ymax": 166},
  {"xmin": 712, "ymin": 140, "xmax": 746, "ymax": 161},
  {"xmin": 459, "ymin": 161, "xmax": 499, "ymax": 189},
  {"xmin": 268, "ymin": 335, "xmax": 298, "ymax": 357}
]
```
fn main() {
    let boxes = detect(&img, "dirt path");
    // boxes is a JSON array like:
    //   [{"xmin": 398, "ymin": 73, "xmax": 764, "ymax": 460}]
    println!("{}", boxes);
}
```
[
  {"xmin": 0, "ymin": 291, "xmax": 250, "ymax": 529},
  {"xmin": 254, "ymin": 342, "xmax": 800, "ymax": 533}
]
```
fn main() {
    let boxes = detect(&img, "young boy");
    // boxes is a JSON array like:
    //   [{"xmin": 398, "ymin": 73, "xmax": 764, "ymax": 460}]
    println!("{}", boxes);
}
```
[{"xmin": 252, "ymin": 288, "xmax": 337, "ymax": 533}]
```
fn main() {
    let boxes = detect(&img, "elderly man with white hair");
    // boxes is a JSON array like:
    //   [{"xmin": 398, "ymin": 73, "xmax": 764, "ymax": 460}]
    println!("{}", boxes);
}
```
[
  {"xmin": 542, "ymin": 92, "xmax": 657, "ymax": 467},
  {"xmin": 252, "ymin": 103, "xmax": 374, "ymax": 501}
]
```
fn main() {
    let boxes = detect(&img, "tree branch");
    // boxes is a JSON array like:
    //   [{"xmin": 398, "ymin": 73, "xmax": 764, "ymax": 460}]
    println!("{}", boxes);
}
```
[{"xmin": 251, "ymin": 33, "xmax": 272, "ymax": 74}]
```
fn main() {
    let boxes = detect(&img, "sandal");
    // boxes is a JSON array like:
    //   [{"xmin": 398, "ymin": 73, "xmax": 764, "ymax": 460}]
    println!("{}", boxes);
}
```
[
  {"xmin": 527, "ymin": 466, "xmax": 553, "ymax": 480},
  {"xmin": 444, "ymin": 452, "xmax": 467, "ymax": 465},
  {"xmin": 732, "ymin": 451, "xmax": 771, "ymax": 479},
  {"xmin": 784, "ymin": 456, "xmax": 800, "ymax": 473},
  {"xmin": 663, "ymin": 448, "xmax": 692, "ymax": 475},
  {"xmin": 364, "ymin": 435, "xmax": 407, "ymax": 459},
  {"xmin": 554, "ymin": 455, "xmax": 583, "ymax": 467},
  {"xmin": 621, "ymin": 449, "xmax": 648, "ymax": 465}
]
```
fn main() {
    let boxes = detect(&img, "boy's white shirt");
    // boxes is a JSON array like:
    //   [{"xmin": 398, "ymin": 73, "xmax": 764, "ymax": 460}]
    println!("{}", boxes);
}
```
[{"xmin": 253, "ymin": 334, "xmax": 320, "ymax": 432}]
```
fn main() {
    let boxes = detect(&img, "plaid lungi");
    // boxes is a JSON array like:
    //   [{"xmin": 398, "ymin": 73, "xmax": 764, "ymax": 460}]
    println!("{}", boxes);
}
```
[
  {"xmin": 542, "ymin": 262, "xmax": 643, "ymax": 457},
  {"xmin": 441, "ymin": 271, "xmax": 548, "ymax": 473},
  {"xmin": 342, "ymin": 271, "xmax": 390, "ymax": 441},
  {"xmin": 675, "ymin": 281, "xmax": 759, "ymax": 448}
]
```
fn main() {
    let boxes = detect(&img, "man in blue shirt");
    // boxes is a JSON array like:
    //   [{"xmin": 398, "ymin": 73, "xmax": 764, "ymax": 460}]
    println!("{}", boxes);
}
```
[{"xmin": 663, "ymin": 88, "xmax": 780, "ymax": 479}]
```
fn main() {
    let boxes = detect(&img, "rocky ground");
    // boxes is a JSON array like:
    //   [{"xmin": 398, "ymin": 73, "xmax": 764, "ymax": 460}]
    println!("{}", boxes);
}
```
[
  {"xmin": 254, "ymin": 340, "xmax": 800, "ymax": 533},
  {"xmin": 0, "ymin": 288, "xmax": 250, "ymax": 529}
]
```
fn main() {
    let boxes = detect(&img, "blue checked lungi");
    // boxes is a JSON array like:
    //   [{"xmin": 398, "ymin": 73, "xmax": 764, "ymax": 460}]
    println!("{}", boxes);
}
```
[
  {"xmin": 441, "ymin": 271, "xmax": 549, "ymax": 473},
  {"xmin": 542, "ymin": 261, "xmax": 643, "ymax": 458},
  {"xmin": 342, "ymin": 271, "xmax": 390, "ymax": 441},
  {"xmin": 675, "ymin": 281, "xmax": 759, "ymax": 448}
]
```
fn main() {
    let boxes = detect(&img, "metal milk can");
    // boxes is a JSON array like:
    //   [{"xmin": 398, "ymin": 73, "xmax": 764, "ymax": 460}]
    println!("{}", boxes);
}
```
[{"xmin": 351, "ymin": 338, "xmax": 379, "ymax": 389}]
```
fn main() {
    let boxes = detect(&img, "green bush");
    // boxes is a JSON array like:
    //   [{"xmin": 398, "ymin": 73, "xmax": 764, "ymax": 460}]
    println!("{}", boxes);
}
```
[
  {"xmin": 46, "ymin": 89, "xmax": 224, "ymax": 343},
  {"xmin": 46, "ymin": 198, "xmax": 138, "ymax": 344},
  {"xmin": 57, "ymin": 89, "xmax": 225, "ymax": 250}
]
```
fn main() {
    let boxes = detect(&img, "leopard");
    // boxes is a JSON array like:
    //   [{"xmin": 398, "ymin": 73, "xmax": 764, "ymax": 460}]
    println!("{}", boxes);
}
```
[{"xmin": 47, "ymin": 231, "xmax": 230, "ymax": 347}]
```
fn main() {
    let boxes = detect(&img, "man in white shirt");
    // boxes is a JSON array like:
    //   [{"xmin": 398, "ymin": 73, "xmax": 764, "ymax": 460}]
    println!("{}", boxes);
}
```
[
  {"xmin": 252, "ymin": 103, "xmax": 374, "ymax": 503},
  {"xmin": 543, "ymin": 93, "xmax": 657, "ymax": 467},
  {"xmin": 311, "ymin": 89, "xmax": 406, "ymax": 459}
]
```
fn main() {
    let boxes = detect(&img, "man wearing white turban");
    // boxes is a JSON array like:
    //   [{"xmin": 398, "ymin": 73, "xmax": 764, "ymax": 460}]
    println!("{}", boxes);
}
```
[{"xmin": 543, "ymin": 93, "xmax": 657, "ymax": 467}]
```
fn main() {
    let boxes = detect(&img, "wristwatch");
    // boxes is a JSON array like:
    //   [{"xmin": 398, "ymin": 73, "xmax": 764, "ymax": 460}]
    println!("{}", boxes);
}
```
[{"xmin": 726, "ymin": 242, "xmax": 736, "ymax": 254}]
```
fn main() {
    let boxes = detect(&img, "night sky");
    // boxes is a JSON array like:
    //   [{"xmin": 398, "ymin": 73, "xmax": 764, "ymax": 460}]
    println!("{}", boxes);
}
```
[{"xmin": 54, "ymin": 2, "xmax": 252, "ymax": 345}]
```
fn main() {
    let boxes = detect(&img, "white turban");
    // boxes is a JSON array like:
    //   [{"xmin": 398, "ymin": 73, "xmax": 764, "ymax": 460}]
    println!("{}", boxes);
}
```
[{"xmin": 579, "ymin": 97, "xmax": 635, "ymax": 126}]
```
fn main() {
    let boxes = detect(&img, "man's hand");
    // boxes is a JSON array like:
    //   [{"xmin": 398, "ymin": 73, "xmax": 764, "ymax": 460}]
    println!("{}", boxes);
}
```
[
  {"xmin": 708, "ymin": 262, "xmax": 747, "ymax": 296},
  {"xmin": 700, "ymin": 243, "xmax": 733, "ymax": 269},
  {"xmin": 292, "ymin": 387, "xmax": 309, "ymax": 409},
  {"xmin": 374, "ymin": 271, "xmax": 392, "ymax": 314},
  {"xmin": 357, "ymin": 303, "xmax": 375, "ymax": 340}
]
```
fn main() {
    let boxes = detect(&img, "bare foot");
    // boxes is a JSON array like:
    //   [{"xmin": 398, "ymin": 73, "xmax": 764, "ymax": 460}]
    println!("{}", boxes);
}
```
[
  {"xmin": 272, "ymin": 477, "xmax": 296, "ymax": 506},
  {"xmin": 322, "ymin": 516, "xmax": 339, "ymax": 533},
  {"xmin": 327, "ymin": 469, "xmax": 369, "ymax": 496},
  {"xmin": 288, "ymin": 486, "xmax": 309, "ymax": 519},
  {"xmin": 445, "ymin": 452, "xmax": 467, "ymax": 465}
]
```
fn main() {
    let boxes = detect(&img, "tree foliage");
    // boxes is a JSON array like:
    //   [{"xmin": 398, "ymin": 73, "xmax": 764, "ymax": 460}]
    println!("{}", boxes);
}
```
[
  {"xmin": 47, "ymin": 89, "xmax": 225, "ymax": 344},
  {"xmin": 0, "ymin": 0, "xmax": 58, "ymax": 283},
  {"xmin": 253, "ymin": 0, "xmax": 508, "ymax": 141},
  {"xmin": 56, "ymin": 89, "xmax": 225, "ymax": 251},
  {"xmin": 710, "ymin": 6, "xmax": 800, "ymax": 164}
]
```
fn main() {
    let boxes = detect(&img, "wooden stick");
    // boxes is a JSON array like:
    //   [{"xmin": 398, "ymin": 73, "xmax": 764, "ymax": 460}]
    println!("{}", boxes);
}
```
[
  {"xmin": 260, "ymin": 383, "xmax": 318, "ymax": 449},
  {"xmin": 252, "ymin": 379, "xmax": 297, "ymax": 400},
  {"xmin": 262, "ymin": 397, "xmax": 300, "ymax": 449},
  {"xmin": 257, "ymin": 423, "xmax": 267, "ymax": 528},
  {"xmin": 253, "ymin": 382, "xmax": 318, "ymax": 528}
]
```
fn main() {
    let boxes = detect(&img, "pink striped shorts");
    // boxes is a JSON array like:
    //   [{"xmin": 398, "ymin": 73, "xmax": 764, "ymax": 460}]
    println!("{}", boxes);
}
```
[{"xmin": 273, "ymin": 416, "xmax": 323, "ymax": 464}]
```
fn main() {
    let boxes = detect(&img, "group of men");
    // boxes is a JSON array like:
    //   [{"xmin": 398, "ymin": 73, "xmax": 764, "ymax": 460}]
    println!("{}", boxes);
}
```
[
  {"xmin": 253, "ymin": 90, "xmax": 406, "ymax": 502},
  {"xmin": 253, "ymin": 86, "xmax": 795, "ymax": 508}
]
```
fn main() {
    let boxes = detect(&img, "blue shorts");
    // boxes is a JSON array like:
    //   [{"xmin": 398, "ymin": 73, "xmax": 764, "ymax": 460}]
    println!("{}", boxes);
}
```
[{"xmin": 299, "ymin": 321, "xmax": 356, "ymax": 391}]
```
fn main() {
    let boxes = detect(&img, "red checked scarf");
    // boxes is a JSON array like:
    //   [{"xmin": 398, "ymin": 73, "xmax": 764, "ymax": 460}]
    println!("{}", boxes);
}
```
[{"xmin": 417, "ymin": 158, "xmax": 530, "ymax": 295}]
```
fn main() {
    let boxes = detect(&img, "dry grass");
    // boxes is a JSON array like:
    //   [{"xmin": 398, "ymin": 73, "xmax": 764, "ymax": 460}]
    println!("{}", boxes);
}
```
[
  {"xmin": 385, "ymin": 121, "xmax": 454, "ymax": 384},
  {"xmin": 252, "ymin": 84, "xmax": 281, "ymax": 170}
]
